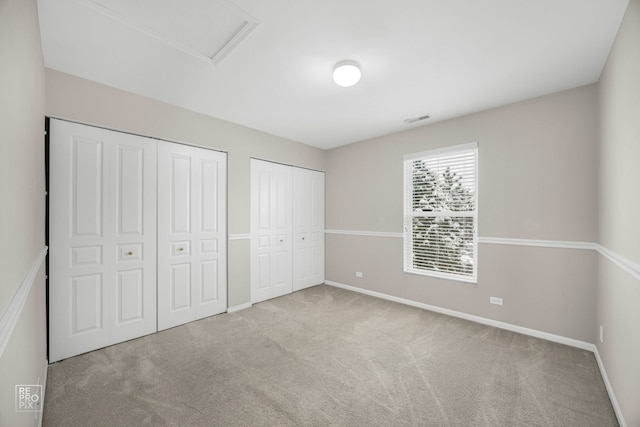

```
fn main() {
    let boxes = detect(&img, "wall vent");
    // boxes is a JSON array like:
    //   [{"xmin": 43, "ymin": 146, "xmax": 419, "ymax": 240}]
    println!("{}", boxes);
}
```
[{"xmin": 404, "ymin": 115, "xmax": 430, "ymax": 124}]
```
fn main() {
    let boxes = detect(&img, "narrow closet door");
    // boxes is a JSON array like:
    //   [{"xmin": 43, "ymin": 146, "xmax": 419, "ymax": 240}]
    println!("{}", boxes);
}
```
[
  {"xmin": 157, "ymin": 142, "xmax": 227, "ymax": 331},
  {"xmin": 292, "ymin": 167, "xmax": 325, "ymax": 291},
  {"xmin": 250, "ymin": 159, "xmax": 293, "ymax": 303},
  {"xmin": 49, "ymin": 119, "xmax": 157, "ymax": 362},
  {"xmin": 108, "ymin": 130, "xmax": 158, "ymax": 344}
]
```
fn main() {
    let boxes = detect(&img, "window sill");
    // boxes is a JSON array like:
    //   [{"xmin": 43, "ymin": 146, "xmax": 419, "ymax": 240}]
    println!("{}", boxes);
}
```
[{"xmin": 404, "ymin": 268, "xmax": 477, "ymax": 284}]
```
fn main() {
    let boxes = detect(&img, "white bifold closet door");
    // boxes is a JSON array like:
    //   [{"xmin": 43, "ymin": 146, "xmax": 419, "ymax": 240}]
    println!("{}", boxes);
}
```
[
  {"xmin": 49, "ymin": 119, "xmax": 157, "ymax": 363},
  {"xmin": 49, "ymin": 120, "xmax": 228, "ymax": 361},
  {"xmin": 250, "ymin": 159, "xmax": 293, "ymax": 303},
  {"xmin": 157, "ymin": 141, "xmax": 227, "ymax": 331},
  {"xmin": 250, "ymin": 159, "xmax": 324, "ymax": 304},
  {"xmin": 292, "ymin": 167, "xmax": 325, "ymax": 291}
]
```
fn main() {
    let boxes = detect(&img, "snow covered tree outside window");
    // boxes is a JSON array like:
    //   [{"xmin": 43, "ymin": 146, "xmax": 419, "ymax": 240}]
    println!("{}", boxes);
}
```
[{"xmin": 403, "ymin": 143, "xmax": 478, "ymax": 282}]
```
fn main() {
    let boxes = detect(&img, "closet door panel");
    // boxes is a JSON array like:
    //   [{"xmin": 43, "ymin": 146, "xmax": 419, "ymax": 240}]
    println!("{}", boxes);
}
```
[
  {"xmin": 158, "ymin": 142, "xmax": 227, "ymax": 330},
  {"xmin": 171, "ymin": 155, "xmax": 192, "ymax": 233},
  {"xmin": 158, "ymin": 143, "xmax": 195, "ymax": 330},
  {"xmin": 49, "ymin": 119, "xmax": 157, "ymax": 362},
  {"xmin": 251, "ymin": 159, "xmax": 292, "ymax": 303},
  {"xmin": 116, "ymin": 146, "xmax": 144, "ymax": 234},
  {"xmin": 73, "ymin": 138, "xmax": 103, "ymax": 236},
  {"xmin": 311, "ymin": 242, "xmax": 323, "ymax": 278},
  {"xmin": 292, "ymin": 168, "xmax": 325, "ymax": 291},
  {"xmin": 201, "ymin": 159, "xmax": 219, "ymax": 232},
  {"xmin": 117, "ymin": 269, "xmax": 144, "ymax": 322},
  {"xmin": 256, "ymin": 252, "xmax": 271, "ymax": 291},
  {"xmin": 251, "ymin": 164, "xmax": 274, "ymax": 303},
  {"xmin": 272, "ymin": 163, "xmax": 292, "ymax": 298},
  {"xmin": 251, "ymin": 161, "xmax": 324, "ymax": 301},
  {"xmin": 271, "ymin": 240, "xmax": 291, "ymax": 298},
  {"xmin": 71, "ymin": 273, "xmax": 103, "ymax": 334},
  {"xmin": 50, "ymin": 121, "xmax": 110, "ymax": 362},
  {"xmin": 200, "ymin": 261, "xmax": 218, "ymax": 301},
  {"xmin": 273, "ymin": 164, "xmax": 293, "ymax": 298},
  {"xmin": 193, "ymin": 147, "xmax": 227, "ymax": 320},
  {"xmin": 110, "ymin": 131, "xmax": 157, "ymax": 343},
  {"xmin": 274, "ymin": 170, "xmax": 291, "ymax": 232},
  {"xmin": 171, "ymin": 263, "xmax": 192, "ymax": 309}
]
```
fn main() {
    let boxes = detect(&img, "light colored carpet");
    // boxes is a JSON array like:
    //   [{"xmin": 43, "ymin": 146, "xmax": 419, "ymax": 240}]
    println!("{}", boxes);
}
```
[{"xmin": 43, "ymin": 285, "xmax": 618, "ymax": 426}]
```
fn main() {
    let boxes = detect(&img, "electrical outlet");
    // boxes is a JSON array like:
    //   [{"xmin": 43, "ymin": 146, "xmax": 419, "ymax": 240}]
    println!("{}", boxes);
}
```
[
  {"xmin": 355, "ymin": 272, "xmax": 363, "ymax": 278},
  {"xmin": 490, "ymin": 297, "xmax": 503, "ymax": 306},
  {"xmin": 600, "ymin": 325, "xmax": 604, "ymax": 343}
]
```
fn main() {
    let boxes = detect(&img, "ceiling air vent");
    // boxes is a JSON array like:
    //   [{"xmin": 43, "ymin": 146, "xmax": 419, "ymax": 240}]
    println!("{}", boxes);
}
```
[{"xmin": 404, "ymin": 115, "xmax": 430, "ymax": 124}]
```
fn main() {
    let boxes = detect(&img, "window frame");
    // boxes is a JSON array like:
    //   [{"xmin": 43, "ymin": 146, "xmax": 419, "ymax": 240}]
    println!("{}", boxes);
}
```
[{"xmin": 403, "ymin": 142, "xmax": 479, "ymax": 283}]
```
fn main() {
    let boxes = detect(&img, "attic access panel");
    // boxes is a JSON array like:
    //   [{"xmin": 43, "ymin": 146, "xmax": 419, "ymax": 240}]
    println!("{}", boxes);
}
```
[{"xmin": 82, "ymin": 0, "xmax": 259, "ymax": 64}]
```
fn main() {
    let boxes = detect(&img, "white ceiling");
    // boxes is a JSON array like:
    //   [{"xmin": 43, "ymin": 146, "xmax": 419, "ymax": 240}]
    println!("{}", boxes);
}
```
[{"xmin": 37, "ymin": 0, "xmax": 628, "ymax": 150}]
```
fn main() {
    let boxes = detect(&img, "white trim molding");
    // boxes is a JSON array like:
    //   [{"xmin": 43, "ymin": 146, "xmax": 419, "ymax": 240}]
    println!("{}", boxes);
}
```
[
  {"xmin": 227, "ymin": 302, "xmax": 252, "ymax": 313},
  {"xmin": 478, "ymin": 237, "xmax": 595, "ymax": 251},
  {"xmin": 0, "ymin": 246, "xmax": 48, "ymax": 358},
  {"xmin": 325, "ymin": 230, "xmax": 596, "ymax": 249},
  {"xmin": 325, "ymin": 229, "xmax": 403, "ymax": 238},
  {"xmin": 594, "ymin": 347, "xmax": 627, "ymax": 427},
  {"xmin": 326, "ymin": 231, "xmax": 640, "ymax": 283},
  {"xmin": 229, "ymin": 234, "xmax": 251, "ymax": 241},
  {"xmin": 325, "ymin": 280, "xmax": 594, "ymax": 351},
  {"xmin": 596, "ymin": 244, "xmax": 640, "ymax": 281}
]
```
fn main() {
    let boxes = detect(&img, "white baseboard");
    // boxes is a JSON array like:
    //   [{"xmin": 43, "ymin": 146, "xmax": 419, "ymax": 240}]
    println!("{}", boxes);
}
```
[
  {"xmin": 325, "ymin": 280, "xmax": 594, "ymax": 351},
  {"xmin": 228, "ymin": 234, "xmax": 251, "ymax": 241},
  {"xmin": 593, "ymin": 347, "xmax": 627, "ymax": 427},
  {"xmin": 227, "ymin": 302, "xmax": 252, "ymax": 313}
]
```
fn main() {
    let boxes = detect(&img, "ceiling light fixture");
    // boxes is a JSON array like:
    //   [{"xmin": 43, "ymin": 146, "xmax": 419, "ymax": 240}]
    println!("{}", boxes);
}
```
[{"xmin": 333, "ymin": 61, "xmax": 361, "ymax": 87}]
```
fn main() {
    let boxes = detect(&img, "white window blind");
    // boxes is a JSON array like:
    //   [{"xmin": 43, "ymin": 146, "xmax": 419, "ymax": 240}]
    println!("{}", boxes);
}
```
[{"xmin": 403, "ymin": 142, "xmax": 478, "ymax": 283}]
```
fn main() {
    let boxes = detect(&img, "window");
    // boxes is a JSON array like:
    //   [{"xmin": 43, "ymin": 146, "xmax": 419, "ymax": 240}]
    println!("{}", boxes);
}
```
[{"xmin": 403, "ymin": 142, "xmax": 478, "ymax": 283}]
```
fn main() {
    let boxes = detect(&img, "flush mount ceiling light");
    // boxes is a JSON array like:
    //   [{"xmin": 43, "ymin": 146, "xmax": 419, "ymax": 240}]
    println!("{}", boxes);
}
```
[{"xmin": 333, "ymin": 61, "xmax": 361, "ymax": 87}]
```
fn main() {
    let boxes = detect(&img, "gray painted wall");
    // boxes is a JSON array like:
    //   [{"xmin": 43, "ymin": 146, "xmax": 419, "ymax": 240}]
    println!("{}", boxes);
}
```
[
  {"xmin": 44, "ymin": 69, "xmax": 327, "ymax": 307},
  {"xmin": 325, "ymin": 84, "xmax": 600, "ymax": 343},
  {"xmin": 597, "ymin": 0, "xmax": 640, "ymax": 425},
  {"xmin": 2, "ymin": 1, "xmax": 636, "ymax": 425},
  {"xmin": 0, "ymin": 0, "xmax": 47, "ymax": 425}
]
